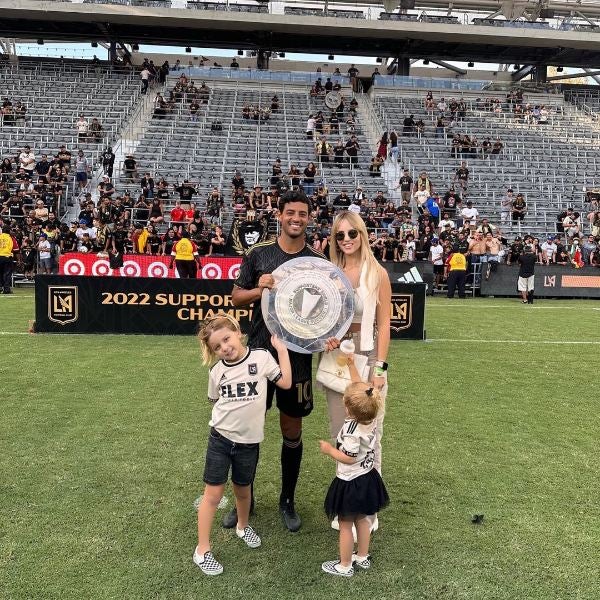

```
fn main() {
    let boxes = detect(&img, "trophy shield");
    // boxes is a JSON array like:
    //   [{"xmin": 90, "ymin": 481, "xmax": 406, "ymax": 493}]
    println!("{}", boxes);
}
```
[{"xmin": 261, "ymin": 257, "xmax": 354, "ymax": 354}]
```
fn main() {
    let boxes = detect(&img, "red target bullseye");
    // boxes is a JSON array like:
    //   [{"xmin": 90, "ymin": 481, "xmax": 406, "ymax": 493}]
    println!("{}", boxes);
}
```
[
  {"xmin": 120, "ymin": 261, "xmax": 141, "ymax": 278},
  {"xmin": 63, "ymin": 258, "xmax": 85, "ymax": 276},
  {"xmin": 147, "ymin": 261, "xmax": 169, "ymax": 278},
  {"xmin": 202, "ymin": 263, "xmax": 222, "ymax": 279},
  {"xmin": 91, "ymin": 259, "xmax": 112, "ymax": 277},
  {"xmin": 228, "ymin": 264, "xmax": 240, "ymax": 280}
]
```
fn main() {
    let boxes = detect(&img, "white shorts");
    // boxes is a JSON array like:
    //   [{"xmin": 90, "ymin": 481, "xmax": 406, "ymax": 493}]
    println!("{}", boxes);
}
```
[{"xmin": 517, "ymin": 276, "xmax": 534, "ymax": 292}]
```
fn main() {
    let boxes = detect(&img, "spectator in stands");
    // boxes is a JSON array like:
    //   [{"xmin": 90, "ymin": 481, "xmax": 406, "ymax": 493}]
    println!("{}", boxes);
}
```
[
  {"xmin": 541, "ymin": 237, "xmax": 557, "ymax": 264},
  {"xmin": 563, "ymin": 211, "xmax": 581, "ymax": 239},
  {"xmin": 501, "ymin": 188, "xmax": 513, "ymax": 227},
  {"xmin": 208, "ymin": 225, "xmax": 226, "ymax": 256},
  {"xmin": 19, "ymin": 146, "xmax": 35, "ymax": 175},
  {"xmin": 376, "ymin": 132, "xmax": 388, "ymax": 160},
  {"xmin": 345, "ymin": 135, "xmax": 360, "ymax": 167},
  {"xmin": 315, "ymin": 137, "xmax": 333, "ymax": 163},
  {"xmin": 0, "ymin": 158, "xmax": 13, "ymax": 182},
  {"xmin": 425, "ymin": 91, "xmax": 434, "ymax": 111},
  {"xmin": 141, "ymin": 66, "xmax": 151, "ymax": 94},
  {"xmin": 123, "ymin": 155, "xmax": 138, "ymax": 183},
  {"xmin": 207, "ymin": 188, "xmax": 224, "ymax": 224},
  {"xmin": 76, "ymin": 114, "xmax": 89, "ymax": 142},
  {"xmin": 148, "ymin": 198, "xmax": 164, "ymax": 225},
  {"xmin": 435, "ymin": 116, "xmax": 445, "ymax": 139},
  {"xmin": 511, "ymin": 193, "xmax": 526, "ymax": 224},
  {"xmin": 402, "ymin": 114, "xmax": 415, "ymax": 137},
  {"xmin": 582, "ymin": 235, "xmax": 598, "ymax": 265},
  {"xmin": 491, "ymin": 139, "xmax": 504, "ymax": 154},
  {"xmin": 454, "ymin": 161, "xmax": 469, "ymax": 193},
  {"xmin": 90, "ymin": 118, "xmax": 103, "ymax": 143},
  {"xmin": 145, "ymin": 225, "xmax": 162, "ymax": 255},
  {"xmin": 461, "ymin": 200, "xmax": 479, "ymax": 226},
  {"xmin": 56, "ymin": 145, "xmax": 72, "ymax": 172},
  {"xmin": 347, "ymin": 64, "xmax": 360, "ymax": 91},
  {"xmin": 75, "ymin": 151, "xmax": 90, "ymax": 192}
]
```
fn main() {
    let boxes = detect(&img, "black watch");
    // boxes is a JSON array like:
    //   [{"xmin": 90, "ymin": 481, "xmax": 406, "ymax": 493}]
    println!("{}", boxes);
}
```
[{"xmin": 375, "ymin": 361, "xmax": 388, "ymax": 371}]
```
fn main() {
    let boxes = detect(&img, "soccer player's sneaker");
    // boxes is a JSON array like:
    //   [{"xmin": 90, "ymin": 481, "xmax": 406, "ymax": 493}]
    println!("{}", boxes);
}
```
[
  {"xmin": 236, "ymin": 525, "xmax": 261, "ymax": 548},
  {"xmin": 280, "ymin": 499, "xmax": 301, "ymax": 532},
  {"xmin": 193, "ymin": 549, "xmax": 223, "ymax": 576}
]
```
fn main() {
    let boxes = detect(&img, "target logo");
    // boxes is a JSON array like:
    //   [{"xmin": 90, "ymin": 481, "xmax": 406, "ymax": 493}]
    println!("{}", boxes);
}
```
[
  {"xmin": 120, "ymin": 261, "xmax": 141, "ymax": 278},
  {"xmin": 228, "ymin": 264, "xmax": 240, "ymax": 280},
  {"xmin": 202, "ymin": 263, "xmax": 223, "ymax": 279},
  {"xmin": 63, "ymin": 258, "xmax": 86, "ymax": 276},
  {"xmin": 147, "ymin": 261, "xmax": 169, "ymax": 278},
  {"xmin": 91, "ymin": 259, "xmax": 113, "ymax": 277}
]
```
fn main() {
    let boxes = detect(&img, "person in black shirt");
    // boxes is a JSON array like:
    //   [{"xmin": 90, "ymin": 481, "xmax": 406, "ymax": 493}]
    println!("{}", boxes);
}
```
[
  {"xmin": 344, "ymin": 135, "xmax": 360, "ymax": 167},
  {"xmin": 101, "ymin": 148, "xmax": 115, "ymax": 178},
  {"xmin": 517, "ymin": 245, "xmax": 536, "ymax": 304},
  {"xmin": 175, "ymin": 180, "xmax": 196, "ymax": 203},
  {"xmin": 123, "ymin": 155, "xmax": 138, "ymax": 182},
  {"xmin": 228, "ymin": 190, "xmax": 325, "ymax": 534}
]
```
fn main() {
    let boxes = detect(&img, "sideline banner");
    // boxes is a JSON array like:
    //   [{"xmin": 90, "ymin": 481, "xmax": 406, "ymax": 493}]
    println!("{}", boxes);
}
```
[
  {"xmin": 59, "ymin": 252, "xmax": 242, "ymax": 280},
  {"xmin": 34, "ymin": 276, "xmax": 426, "ymax": 339},
  {"xmin": 481, "ymin": 265, "xmax": 600, "ymax": 298}
]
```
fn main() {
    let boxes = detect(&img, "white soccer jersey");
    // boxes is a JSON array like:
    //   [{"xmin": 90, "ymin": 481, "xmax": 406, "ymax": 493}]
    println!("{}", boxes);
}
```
[
  {"xmin": 208, "ymin": 348, "xmax": 281, "ymax": 443},
  {"xmin": 335, "ymin": 418, "xmax": 377, "ymax": 481}
]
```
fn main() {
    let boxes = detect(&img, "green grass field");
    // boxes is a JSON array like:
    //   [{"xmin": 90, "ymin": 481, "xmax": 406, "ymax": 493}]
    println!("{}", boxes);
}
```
[{"xmin": 2, "ymin": 289, "xmax": 600, "ymax": 600}]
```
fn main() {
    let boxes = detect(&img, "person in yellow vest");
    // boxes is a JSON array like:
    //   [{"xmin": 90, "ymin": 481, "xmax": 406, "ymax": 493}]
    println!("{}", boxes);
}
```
[
  {"xmin": 0, "ymin": 225, "xmax": 15, "ymax": 294},
  {"xmin": 168, "ymin": 231, "xmax": 202, "ymax": 278},
  {"xmin": 446, "ymin": 250, "xmax": 467, "ymax": 299}
]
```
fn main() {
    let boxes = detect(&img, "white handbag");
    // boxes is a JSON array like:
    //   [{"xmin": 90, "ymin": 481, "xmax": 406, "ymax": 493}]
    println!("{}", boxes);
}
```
[{"xmin": 316, "ymin": 350, "xmax": 370, "ymax": 393}]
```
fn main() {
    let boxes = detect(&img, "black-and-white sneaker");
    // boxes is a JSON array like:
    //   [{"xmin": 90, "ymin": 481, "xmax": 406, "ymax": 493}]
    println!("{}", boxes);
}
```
[
  {"xmin": 193, "ymin": 549, "xmax": 223, "ymax": 576},
  {"xmin": 236, "ymin": 525, "xmax": 261, "ymax": 548},
  {"xmin": 352, "ymin": 554, "xmax": 372, "ymax": 570},
  {"xmin": 322, "ymin": 560, "xmax": 354, "ymax": 577}
]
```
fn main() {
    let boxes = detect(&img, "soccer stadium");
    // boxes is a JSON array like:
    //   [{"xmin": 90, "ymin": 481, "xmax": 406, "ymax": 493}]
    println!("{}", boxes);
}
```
[{"xmin": 1, "ymin": 0, "xmax": 600, "ymax": 598}]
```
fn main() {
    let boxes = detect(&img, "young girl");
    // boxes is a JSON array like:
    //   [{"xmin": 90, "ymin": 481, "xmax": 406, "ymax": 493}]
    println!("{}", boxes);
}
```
[
  {"xmin": 319, "ymin": 356, "xmax": 389, "ymax": 577},
  {"xmin": 194, "ymin": 314, "xmax": 292, "ymax": 576}
]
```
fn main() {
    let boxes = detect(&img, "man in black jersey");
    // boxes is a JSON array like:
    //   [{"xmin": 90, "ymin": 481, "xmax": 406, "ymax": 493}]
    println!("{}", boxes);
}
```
[{"xmin": 225, "ymin": 190, "xmax": 323, "ymax": 533}]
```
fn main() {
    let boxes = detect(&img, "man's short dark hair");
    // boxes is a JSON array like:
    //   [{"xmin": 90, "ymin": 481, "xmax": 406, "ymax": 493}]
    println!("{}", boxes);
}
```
[{"xmin": 278, "ymin": 190, "xmax": 311, "ymax": 213}]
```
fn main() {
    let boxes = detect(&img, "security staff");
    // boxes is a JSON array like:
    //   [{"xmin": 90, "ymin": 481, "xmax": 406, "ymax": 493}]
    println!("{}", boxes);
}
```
[
  {"xmin": 168, "ymin": 231, "xmax": 202, "ymax": 279},
  {"xmin": 0, "ymin": 225, "xmax": 15, "ymax": 294},
  {"xmin": 446, "ymin": 251, "xmax": 467, "ymax": 299}
]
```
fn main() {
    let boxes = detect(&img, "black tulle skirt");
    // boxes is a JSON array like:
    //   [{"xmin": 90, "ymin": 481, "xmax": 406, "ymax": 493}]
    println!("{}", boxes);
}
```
[{"xmin": 324, "ymin": 470, "xmax": 390, "ymax": 519}]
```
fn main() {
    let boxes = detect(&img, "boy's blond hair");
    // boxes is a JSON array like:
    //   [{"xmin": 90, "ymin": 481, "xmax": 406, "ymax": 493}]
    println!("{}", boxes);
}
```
[
  {"xmin": 343, "ymin": 382, "xmax": 382, "ymax": 424},
  {"xmin": 197, "ymin": 313, "xmax": 241, "ymax": 365}
]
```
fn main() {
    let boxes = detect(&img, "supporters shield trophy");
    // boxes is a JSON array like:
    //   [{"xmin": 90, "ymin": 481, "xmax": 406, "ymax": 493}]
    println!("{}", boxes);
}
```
[{"xmin": 261, "ymin": 257, "xmax": 354, "ymax": 354}]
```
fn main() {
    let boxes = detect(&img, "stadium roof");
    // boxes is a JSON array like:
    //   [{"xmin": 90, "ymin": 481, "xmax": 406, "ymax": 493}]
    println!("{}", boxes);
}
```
[{"xmin": 2, "ymin": 0, "xmax": 600, "ymax": 66}]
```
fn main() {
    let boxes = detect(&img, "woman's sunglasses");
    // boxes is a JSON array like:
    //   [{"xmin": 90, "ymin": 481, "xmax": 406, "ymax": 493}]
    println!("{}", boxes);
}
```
[{"xmin": 335, "ymin": 229, "xmax": 359, "ymax": 242}]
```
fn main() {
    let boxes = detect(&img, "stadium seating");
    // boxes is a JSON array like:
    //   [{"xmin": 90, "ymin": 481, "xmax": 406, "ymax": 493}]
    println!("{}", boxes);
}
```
[
  {"xmin": 0, "ymin": 59, "xmax": 141, "ymax": 212},
  {"xmin": 372, "ymin": 89, "xmax": 597, "ymax": 235}
]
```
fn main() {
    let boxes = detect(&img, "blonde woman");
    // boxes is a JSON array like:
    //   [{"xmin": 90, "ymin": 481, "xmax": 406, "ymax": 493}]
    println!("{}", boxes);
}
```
[{"xmin": 325, "ymin": 211, "xmax": 391, "ymax": 531}]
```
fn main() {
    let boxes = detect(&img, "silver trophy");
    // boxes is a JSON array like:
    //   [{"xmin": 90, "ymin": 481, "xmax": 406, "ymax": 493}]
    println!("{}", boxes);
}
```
[{"xmin": 261, "ymin": 257, "xmax": 354, "ymax": 354}]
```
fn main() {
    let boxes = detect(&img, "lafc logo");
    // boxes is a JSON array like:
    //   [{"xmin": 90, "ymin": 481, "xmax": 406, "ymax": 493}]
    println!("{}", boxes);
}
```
[
  {"xmin": 48, "ymin": 286, "xmax": 79, "ymax": 325},
  {"xmin": 390, "ymin": 293, "xmax": 412, "ymax": 331}
]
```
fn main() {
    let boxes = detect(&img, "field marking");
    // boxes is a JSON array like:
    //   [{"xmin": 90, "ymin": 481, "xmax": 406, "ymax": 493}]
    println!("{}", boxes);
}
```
[
  {"xmin": 0, "ymin": 332, "xmax": 30, "ymax": 335},
  {"xmin": 428, "ymin": 338, "xmax": 600, "ymax": 345},
  {"xmin": 0, "ymin": 295, "xmax": 34, "ymax": 298},
  {"xmin": 429, "ymin": 304, "xmax": 600, "ymax": 309}
]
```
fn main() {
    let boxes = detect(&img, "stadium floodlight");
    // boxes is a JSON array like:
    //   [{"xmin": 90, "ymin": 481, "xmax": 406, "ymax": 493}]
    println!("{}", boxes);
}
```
[
  {"xmin": 185, "ymin": 47, "xmax": 192, "ymax": 53},
  {"xmin": 468, "ymin": 61, "xmax": 474, "ymax": 67},
  {"xmin": 328, "ymin": 54, "xmax": 334, "ymax": 61}
]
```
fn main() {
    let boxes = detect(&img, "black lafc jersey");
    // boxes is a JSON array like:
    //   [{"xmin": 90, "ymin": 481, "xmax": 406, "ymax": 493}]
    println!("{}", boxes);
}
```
[{"xmin": 234, "ymin": 239, "xmax": 324, "ymax": 381}]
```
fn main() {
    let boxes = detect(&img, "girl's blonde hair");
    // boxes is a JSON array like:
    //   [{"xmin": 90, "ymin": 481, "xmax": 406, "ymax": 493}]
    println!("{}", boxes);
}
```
[
  {"xmin": 198, "ymin": 313, "xmax": 242, "ymax": 365},
  {"xmin": 343, "ymin": 382, "xmax": 383, "ymax": 424},
  {"xmin": 329, "ymin": 211, "xmax": 381, "ymax": 298}
]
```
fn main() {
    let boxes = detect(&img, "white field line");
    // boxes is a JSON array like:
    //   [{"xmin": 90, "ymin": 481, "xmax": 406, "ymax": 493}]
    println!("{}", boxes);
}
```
[
  {"xmin": 0, "ymin": 295, "xmax": 34, "ymax": 298},
  {"xmin": 429, "ymin": 304, "xmax": 600, "ymax": 309},
  {"xmin": 427, "ymin": 338, "xmax": 600, "ymax": 345}
]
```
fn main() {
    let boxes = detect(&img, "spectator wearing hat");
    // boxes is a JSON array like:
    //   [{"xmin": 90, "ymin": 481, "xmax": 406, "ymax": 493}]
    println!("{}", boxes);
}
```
[{"xmin": 518, "ymin": 245, "xmax": 536, "ymax": 304}]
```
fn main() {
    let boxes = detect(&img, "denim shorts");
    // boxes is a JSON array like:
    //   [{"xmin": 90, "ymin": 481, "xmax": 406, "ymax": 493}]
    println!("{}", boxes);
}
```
[{"xmin": 202, "ymin": 428, "xmax": 259, "ymax": 486}]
